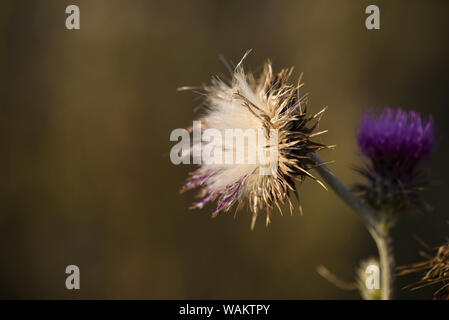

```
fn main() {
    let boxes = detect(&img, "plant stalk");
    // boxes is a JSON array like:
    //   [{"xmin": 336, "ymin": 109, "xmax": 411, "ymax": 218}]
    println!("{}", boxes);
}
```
[
  {"xmin": 309, "ymin": 153, "xmax": 394, "ymax": 300},
  {"xmin": 369, "ymin": 228, "xmax": 395, "ymax": 299}
]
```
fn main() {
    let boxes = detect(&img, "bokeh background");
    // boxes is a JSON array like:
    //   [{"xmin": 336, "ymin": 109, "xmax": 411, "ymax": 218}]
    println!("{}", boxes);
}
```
[{"xmin": 0, "ymin": 0, "xmax": 448, "ymax": 299}]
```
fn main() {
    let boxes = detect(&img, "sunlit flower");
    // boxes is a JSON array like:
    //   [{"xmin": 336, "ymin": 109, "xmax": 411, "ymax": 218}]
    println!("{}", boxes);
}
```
[
  {"xmin": 354, "ymin": 108, "xmax": 435, "ymax": 215},
  {"xmin": 179, "ymin": 52, "xmax": 330, "ymax": 229}
]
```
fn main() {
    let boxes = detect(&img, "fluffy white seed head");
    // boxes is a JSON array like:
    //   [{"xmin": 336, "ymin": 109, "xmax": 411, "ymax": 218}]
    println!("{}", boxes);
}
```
[{"xmin": 180, "ymin": 53, "xmax": 329, "ymax": 229}]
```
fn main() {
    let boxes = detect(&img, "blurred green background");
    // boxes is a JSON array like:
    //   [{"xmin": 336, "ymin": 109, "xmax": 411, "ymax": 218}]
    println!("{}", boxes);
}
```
[{"xmin": 0, "ymin": 0, "xmax": 448, "ymax": 299}]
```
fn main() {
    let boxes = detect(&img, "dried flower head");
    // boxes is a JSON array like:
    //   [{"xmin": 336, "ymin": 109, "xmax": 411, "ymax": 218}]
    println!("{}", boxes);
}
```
[
  {"xmin": 397, "ymin": 241, "xmax": 449, "ymax": 300},
  {"xmin": 180, "ymin": 52, "xmax": 330, "ymax": 229},
  {"xmin": 354, "ymin": 108, "xmax": 435, "ymax": 215}
]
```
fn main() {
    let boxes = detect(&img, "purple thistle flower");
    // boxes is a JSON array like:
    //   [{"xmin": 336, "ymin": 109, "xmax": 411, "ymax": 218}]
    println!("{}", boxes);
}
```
[
  {"xmin": 354, "ymin": 107, "xmax": 436, "ymax": 215},
  {"xmin": 358, "ymin": 108, "xmax": 435, "ymax": 169}
]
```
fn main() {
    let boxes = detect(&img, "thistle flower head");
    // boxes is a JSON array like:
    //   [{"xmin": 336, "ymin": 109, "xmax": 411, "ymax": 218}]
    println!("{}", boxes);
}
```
[
  {"xmin": 358, "ymin": 108, "xmax": 435, "ymax": 170},
  {"xmin": 180, "ymin": 53, "xmax": 329, "ymax": 229},
  {"xmin": 397, "ymin": 241, "xmax": 449, "ymax": 300},
  {"xmin": 354, "ymin": 108, "xmax": 436, "ymax": 215}
]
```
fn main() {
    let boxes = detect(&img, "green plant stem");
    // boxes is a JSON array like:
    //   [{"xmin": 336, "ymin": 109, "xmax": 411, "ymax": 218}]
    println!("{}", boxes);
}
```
[
  {"xmin": 309, "ymin": 153, "xmax": 394, "ymax": 300},
  {"xmin": 369, "ymin": 228, "xmax": 395, "ymax": 300}
]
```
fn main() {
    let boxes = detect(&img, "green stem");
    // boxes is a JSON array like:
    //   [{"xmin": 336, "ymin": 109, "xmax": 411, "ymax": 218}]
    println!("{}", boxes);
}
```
[
  {"xmin": 309, "ymin": 153, "xmax": 395, "ymax": 300},
  {"xmin": 370, "ymin": 228, "xmax": 395, "ymax": 300}
]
